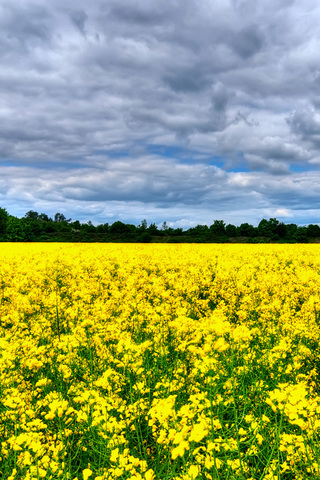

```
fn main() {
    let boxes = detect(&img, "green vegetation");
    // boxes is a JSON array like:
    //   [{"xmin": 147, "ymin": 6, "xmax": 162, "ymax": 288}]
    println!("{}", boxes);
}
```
[{"xmin": 0, "ymin": 207, "xmax": 319, "ymax": 243}]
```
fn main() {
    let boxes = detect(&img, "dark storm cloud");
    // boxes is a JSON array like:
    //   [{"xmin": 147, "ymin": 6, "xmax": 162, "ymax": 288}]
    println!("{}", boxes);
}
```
[
  {"xmin": 1, "ymin": 0, "xmax": 320, "ymax": 225},
  {"xmin": 287, "ymin": 108, "xmax": 320, "ymax": 145},
  {"xmin": 69, "ymin": 9, "xmax": 88, "ymax": 37},
  {"xmin": 231, "ymin": 25, "xmax": 264, "ymax": 59},
  {"xmin": 0, "ymin": 4, "xmax": 52, "ymax": 47}
]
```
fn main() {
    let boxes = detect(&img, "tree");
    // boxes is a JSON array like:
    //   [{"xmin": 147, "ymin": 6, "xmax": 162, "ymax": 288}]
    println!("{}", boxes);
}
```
[
  {"xmin": 286, "ymin": 223, "xmax": 298, "ymax": 238},
  {"xmin": 210, "ymin": 220, "xmax": 226, "ymax": 236},
  {"xmin": 295, "ymin": 226, "xmax": 308, "ymax": 243},
  {"xmin": 276, "ymin": 222, "xmax": 287, "ymax": 238},
  {"xmin": 138, "ymin": 219, "xmax": 148, "ymax": 231},
  {"xmin": 54, "ymin": 213, "xmax": 65, "ymax": 223},
  {"xmin": 96, "ymin": 223, "xmax": 109, "ymax": 234},
  {"xmin": 84, "ymin": 221, "xmax": 96, "ymax": 233},
  {"xmin": 225, "ymin": 224, "xmax": 237, "ymax": 237},
  {"xmin": 0, "ymin": 207, "xmax": 8, "ymax": 237},
  {"xmin": 6, "ymin": 216, "xmax": 25, "ymax": 241},
  {"xmin": 238, "ymin": 223, "xmax": 256, "ymax": 237},
  {"xmin": 109, "ymin": 221, "xmax": 131, "ymax": 235},
  {"xmin": 148, "ymin": 223, "xmax": 158, "ymax": 235},
  {"xmin": 187, "ymin": 224, "xmax": 209, "ymax": 236},
  {"xmin": 137, "ymin": 231, "xmax": 152, "ymax": 243},
  {"xmin": 25, "ymin": 210, "xmax": 39, "ymax": 220},
  {"xmin": 54, "ymin": 213, "xmax": 71, "ymax": 223},
  {"xmin": 307, "ymin": 224, "xmax": 320, "ymax": 238},
  {"xmin": 39, "ymin": 213, "xmax": 51, "ymax": 222},
  {"xmin": 102, "ymin": 223, "xmax": 109, "ymax": 233},
  {"xmin": 170, "ymin": 227, "xmax": 183, "ymax": 236},
  {"xmin": 258, "ymin": 218, "xmax": 279, "ymax": 237},
  {"xmin": 72, "ymin": 220, "xmax": 81, "ymax": 230},
  {"xmin": 161, "ymin": 221, "xmax": 168, "ymax": 231}
]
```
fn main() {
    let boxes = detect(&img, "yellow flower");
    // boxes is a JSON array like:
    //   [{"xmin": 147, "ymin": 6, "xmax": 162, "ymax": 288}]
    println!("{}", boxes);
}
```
[
  {"xmin": 213, "ymin": 337, "xmax": 229, "ymax": 352},
  {"xmin": 114, "ymin": 467, "xmax": 124, "ymax": 477},
  {"xmin": 110, "ymin": 448, "xmax": 119, "ymax": 463},
  {"xmin": 189, "ymin": 421, "xmax": 208, "ymax": 443},
  {"xmin": 144, "ymin": 469, "xmax": 155, "ymax": 480},
  {"xmin": 83, "ymin": 468, "xmax": 93, "ymax": 480},
  {"xmin": 187, "ymin": 465, "xmax": 199, "ymax": 479},
  {"xmin": 172, "ymin": 440, "xmax": 189, "ymax": 459}
]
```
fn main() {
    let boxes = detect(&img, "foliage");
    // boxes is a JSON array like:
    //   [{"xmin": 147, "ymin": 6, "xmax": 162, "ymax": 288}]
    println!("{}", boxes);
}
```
[
  {"xmin": 1, "ymin": 208, "xmax": 320, "ymax": 242},
  {"xmin": 209, "ymin": 219, "xmax": 226, "ymax": 236},
  {"xmin": 5, "ymin": 216, "xmax": 26, "ymax": 242},
  {"xmin": 0, "ymin": 207, "xmax": 8, "ymax": 238}
]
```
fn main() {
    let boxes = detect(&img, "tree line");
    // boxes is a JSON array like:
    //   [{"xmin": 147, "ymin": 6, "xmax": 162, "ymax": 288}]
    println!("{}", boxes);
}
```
[{"xmin": 0, "ymin": 207, "xmax": 319, "ymax": 243}]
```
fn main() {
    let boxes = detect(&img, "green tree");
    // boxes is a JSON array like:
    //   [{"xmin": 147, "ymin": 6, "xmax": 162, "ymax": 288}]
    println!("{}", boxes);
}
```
[
  {"xmin": 25, "ymin": 210, "xmax": 39, "ymax": 220},
  {"xmin": 210, "ymin": 220, "xmax": 226, "ymax": 236},
  {"xmin": 170, "ymin": 227, "xmax": 183, "ymax": 236},
  {"xmin": 6, "ymin": 216, "xmax": 25, "ymax": 242},
  {"xmin": 72, "ymin": 220, "xmax": 81, "ymax": 230},
  {"xmin": 0, "ymin": 207, "xmax": 9, "ymax": 238},
  {"xmin": 295, "ymin": 226, "xmax": 308, "ymax": 243},
  {"xmin": 84, "ymin": 221, "xmax": 96, "ymax": 233},
  {"xmin": 225, "ymin": 224, "xmax": 237, "ymax": 237},
  {"xmin": 96, "ymin": 223, "xmax": 109, "ymax": 234},
  {"xmin": 39, "ymin": 213, "xmax": 51, "ymax": 222},
  {"xmin": 276, "ymin": 222, "xmax": 287, "ymax": 238},
  {"xmin": 258, "ymin": 218, "xmax": 279, "ymax": 237},
  {"xmin": 188, "ymin": 225, "xmax": 209, "ymax": 236},
  {"xmin": 307, "ymin": 224, "xmax": 320, "ymax": 238},
  {"xmin": 137, "ymin": 231, "xmax": 152, "ymax": 243},
  {"xmin": 161, "ymin": 221, "xmax": 168, "ymax": 231},
  {"xmin": 148, "ymin": 223, "xmax": 158, "ymax": 235},
  {"xmin": 138, "ymin": 219, "xmax": 148, "ymax": 231},
  {"xmin": 54, "ymin": 213, "xmax": 71, "ymax": 223},
  {"xmin": 109, "ymin": 221, "xmax": 131, "ymax": 235},
  {"xmin": 238, "ymin": 223, "xmax": 256, "ymax": 237},
  {"xmin": 286, "ymin": 223, "xmax": 298, "ymax": 239}
]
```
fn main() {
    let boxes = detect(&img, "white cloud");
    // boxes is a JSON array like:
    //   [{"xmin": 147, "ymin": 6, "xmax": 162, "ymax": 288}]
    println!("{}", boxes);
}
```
[{"xmin": 274, "ymin": 208, "xmax": 293, "ymax": 218}]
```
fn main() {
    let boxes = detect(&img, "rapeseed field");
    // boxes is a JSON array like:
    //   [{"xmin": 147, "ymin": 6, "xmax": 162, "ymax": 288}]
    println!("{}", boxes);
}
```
[{"xmin": 1, "ymin": 243, "xmax": 320, "ymax": 480}]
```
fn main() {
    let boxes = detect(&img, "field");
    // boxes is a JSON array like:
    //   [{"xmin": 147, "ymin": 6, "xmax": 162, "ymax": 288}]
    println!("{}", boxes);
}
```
[{"xmin": 1, "ymin": 243, "xmax": 320, "ymax": 480}]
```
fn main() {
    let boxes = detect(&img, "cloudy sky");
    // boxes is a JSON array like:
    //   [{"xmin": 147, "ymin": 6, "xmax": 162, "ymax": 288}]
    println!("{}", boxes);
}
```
[{"xmin": 1, "ymin": 0, "xmax": 320, "ymax": 227}]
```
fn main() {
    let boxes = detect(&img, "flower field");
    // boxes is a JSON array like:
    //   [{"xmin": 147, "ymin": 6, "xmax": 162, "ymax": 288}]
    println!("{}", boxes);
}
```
[{"xmin": 1, "ymin": 243, "xmax": 320, "ymax": 480}]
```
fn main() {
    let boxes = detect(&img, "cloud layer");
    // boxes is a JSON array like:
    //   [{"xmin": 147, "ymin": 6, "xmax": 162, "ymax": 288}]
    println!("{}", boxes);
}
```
[{"xmin": 1, "ymin": 0, "xmax": 320, "ymax": 226}]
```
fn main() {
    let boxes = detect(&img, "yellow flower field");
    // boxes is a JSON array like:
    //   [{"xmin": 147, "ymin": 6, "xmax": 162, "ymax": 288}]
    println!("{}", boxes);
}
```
[{"xmin": 1, "ymin": 243, "xmax": 320, "ymax": 480}]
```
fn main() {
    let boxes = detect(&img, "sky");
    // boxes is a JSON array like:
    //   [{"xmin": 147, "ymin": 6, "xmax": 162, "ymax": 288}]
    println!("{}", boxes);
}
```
[{"xmin": 1, "ymin": 0, "xmax": 320, "ymax": 228}]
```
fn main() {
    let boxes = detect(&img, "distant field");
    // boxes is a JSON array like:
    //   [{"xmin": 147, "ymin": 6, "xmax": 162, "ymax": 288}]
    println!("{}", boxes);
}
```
[{"xmin": 1, "ymin": 244, "xmax": 320, "ymax": 480}]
